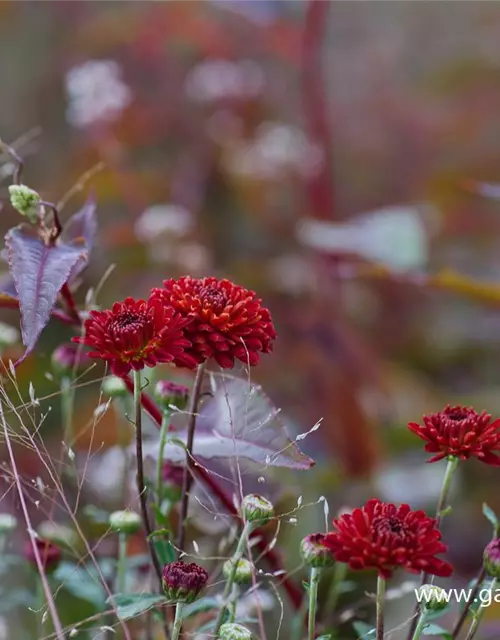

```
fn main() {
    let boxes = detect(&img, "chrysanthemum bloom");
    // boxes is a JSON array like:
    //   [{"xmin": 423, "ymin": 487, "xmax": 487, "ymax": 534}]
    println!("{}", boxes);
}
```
[
  {"xmin": 24, "ymin": 538, "xmax": 62, "ymax": 572},
  {"xmin": 322, "ymin": 499, "xmax": 453, "ymax": 579},
  {"xmin": 73, "ymin": 296, "xmax": 197, "ymax": 376},
  {"xmin": 152, "ymin": 276, "xmax": 276, "ymax": 368},
  {"xmin": 162, "ymin": 561, "xmax": 208, "ymax": 603},
  {"xmin": 408, "ymin": 405, "xmax": 500, "ymax": 465}
]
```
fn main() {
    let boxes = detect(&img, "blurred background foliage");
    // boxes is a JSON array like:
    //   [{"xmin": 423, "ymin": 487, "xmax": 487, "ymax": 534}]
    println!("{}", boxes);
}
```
[{"xmin": 3, "ymin": 1, "xmax": 500, "ymax": 637}]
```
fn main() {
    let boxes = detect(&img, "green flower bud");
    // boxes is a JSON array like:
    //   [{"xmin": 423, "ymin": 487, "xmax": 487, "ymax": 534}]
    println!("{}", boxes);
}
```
[
  {"xmin": 219, "ymin": 623, "xmax": 253, "ymax": 640},
  {"xmin": 109, "ymin": 510, "xmax": 142, "ymax": 535},
  {"xmin": 300, "ymin": 533, "xmax": 334, "ymax": 568},
  {"xmin": 0, "ymin": 322, "xmax": 20, "ymax": 349},
  {"xmin": 38, "ymin": 521, "xmax": 79, "ymax": 550},
  {"xmin": 9, "ymin": 184, "xmax": 40, "ymax": 222},
  {"xmin": 155, "ymin": 380, "xmax": 189, "ymax": 412},
  {"xmin": 0, "ymin": 513, "xmax": 17, "ymax": 534},
  {"xmin": 484, "ymin": 538, "xmax": 500, "ymax": 578},
  {"xmin": 417, "ymin": 584, "xmax": 449, "ymax": 611},
  {"xmin": 240, "ymin": 494, "xmax": 274, "ymax": 525},
  {"xmin": 102, "ymin": 376, "xmax": 128, "ymax": 398},
  {"xmin": 222, "ymin": 558, "xmax": 253, "ymax": 584}
]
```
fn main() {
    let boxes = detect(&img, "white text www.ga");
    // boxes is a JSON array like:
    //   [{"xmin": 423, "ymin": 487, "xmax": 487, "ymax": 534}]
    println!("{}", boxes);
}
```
[{"xmin": 415, "ymin": 588, "xmax": 500, "ymax": 608}]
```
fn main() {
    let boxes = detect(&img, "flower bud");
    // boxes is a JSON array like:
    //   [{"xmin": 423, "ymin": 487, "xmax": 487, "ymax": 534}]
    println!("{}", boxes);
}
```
[
  {"xmin": 417, "ymin": 584, "xmax": 448, "ymax": 611},
  {"xmin": 109, "ymin": 510, "xmax": 142, "ymax": 535},
  {"xmin": 0, "ymin": 323, "xmax": 20, "ymax": 349},
  {"xmin": 222, "ymin": 558, "xmax": 253, "ymax": 584},
  {"xmin": 162, "ymin": 463, "xmax": 185, "ymax": 502},
  {"xmin": 38, "ymin": 521, "xmax": 79, "ymax": 550},
  {"xmin": 102, "ymin": 376, "xmax": 128, "ymax": 398},
  {"xmin": 9, "ymin": 184, "xmax": 40, "ymax": 222},
  {"xmin": 219, "ymin": 623, "xmax": 253, "ymax": 640},
  {"xmin": 162, "ymin": 561, "xmax": 208, "ymax": 603},
  {"xmin": 300, "ymin": 533, "xmax": 334, "ymax": 568},
  {"xmin": 154, "ymin": 380, "xmax": 189, "ymax": 412},
  {"xmin": 0, "ymin": 513, "xmax": 17, "ymax": 534},
  {"xmin": 240, "ymin": 494, "xmax": 274, "ymax": 525},
  {"xmin": 51, "ymin": 344, "xmax": 88, "ymax": 377},
  {"xmin": 24, "ymin": 538, "xmax": 61, "ymax": 572},
  {"xmin": 484, "ymin": 538, "xmax": 500, "ymax": 578}
]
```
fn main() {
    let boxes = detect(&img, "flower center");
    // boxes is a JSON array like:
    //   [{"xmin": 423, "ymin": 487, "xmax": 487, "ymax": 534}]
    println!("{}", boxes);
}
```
[
  {"xmin": 198, "ymin": 286, "xmax": 228, "ymax": 313},
  {"xmin": 108, "ymin": 311, "xmax": 150, "ymax": 347},
  {"xmin": 372, "ymin": 515, "xmax": 410, "ymax": 540},
  {"xmin": 445, "ymin": 407, "xmax": 470, "ymax": 422}
]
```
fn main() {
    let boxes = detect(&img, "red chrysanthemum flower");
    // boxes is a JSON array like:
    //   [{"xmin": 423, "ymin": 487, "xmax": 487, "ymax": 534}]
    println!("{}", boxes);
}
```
[
  {"xmin": 24, "ymin": 538, "xmax": 62, "ymax": 572},
  {"xmin": 73, "ymin": 296, "xmax": 197, "ymax": 376},
  {"xmin": 152, "ymin": 276, "xmax": 276, "ymax": 368},
  {"xmin": 408, "ymin": 405, "xmax": 500, "ymax": 465},
  {"xmin": 322, "ymin": 499, "xmax": 453, "ymax": 579}
]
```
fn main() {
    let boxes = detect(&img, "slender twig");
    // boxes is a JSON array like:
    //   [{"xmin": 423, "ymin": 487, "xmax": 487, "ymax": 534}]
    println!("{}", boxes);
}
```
[
  {"xmin": 177, "ymin": 361, "xmax": 207, "ymax": 555},
  {"xmin": 0, "ymin": 137, "xmax": 24, "ymax": 184},
  {"xmin": 133, "ymin": 369, "xmax": 163, "ymax": 584},
  {"xmin": 0, "ymin": 398, "xmax": 65, "ymax": 640},
  {"xmin": 452, "ymin": 567, "xmax": 486, "ymax": 638}
]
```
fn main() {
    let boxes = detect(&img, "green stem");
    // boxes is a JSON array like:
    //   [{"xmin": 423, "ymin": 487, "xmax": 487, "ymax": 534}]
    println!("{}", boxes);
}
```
[
  {"xmin": 61, "ymin": 375, "xmax": 74, "ymax": 446},
  {"xmin": 376, "ymin": 575, "xmax": 386, "ymax": 640},
  {"xmin": 308, "ymin": 567, "xmax": 321, "ymax": 640},
  {"xmin": 228, "ymin": 585, "xmax": 239, "ymax": 624},
  {"xmin": 411, "ymin": 609, "xmax": 429, "ymax": 640},
  {"xmin": 171, "ymin": 603, "xmax": 184, "ymax": 640},
  {"xmin": 156, "ymin": 411, "xmax": 171, "ymax": 503},
  {"xmin": 116, "ymin": 532, "xmax": 127, "ymax": 594},
  {"xmin": 214, "ymin": 522, "xmax": 253, "ymax": 637},
  {"xmin": 435, "ymin": 456, "xmax": 459, "ymax": 525},
  {"xmin": 464, "ymin": 578, "xmax": 496, "ymax": 640},
  {"xmin": 133, "ymin": 370, "xmax": 162, "ymax": 585}
]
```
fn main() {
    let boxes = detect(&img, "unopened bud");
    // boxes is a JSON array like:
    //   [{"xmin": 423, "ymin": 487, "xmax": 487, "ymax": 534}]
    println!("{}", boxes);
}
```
[
  {"xmin": 38, "ymin": 521, "xmax": 79, "ymax": 550},
  {"xmin": 9, "ymin": 184, "xmax": 40, "ymax": 222},
  {"xmin": 24, "ymin": 538, "xmax": 61, "ymax": 573},
  {"xmin": 109, "ymin": 510, "xmax": 142, "ymax": 535},
  {"xmin": 51, "ymin": 344, "xmax": 88, "ymax": 377},
  {"xmin": 222, "ymin": 558, "xmax": 253, "ymax": 584},
  {"xmin": 300, "ymin": 533, "xmax": 334, "ymax": 568},
  {"xmin": 240, "ymin": 494, "xmax": 274, "ymax": 525},
  {"xmin": 162, "ymin": 561, "xmax": 208, "ymax": 603},
  {"xmin": 484, "ymin": 538, "xmax": 500, "ymax": 578},
  {"xmin": 417, "ymin": 584, "xmax": 448, "ymax": 611},
  {"xmin": 0, "ymin": 322, "xmax": 20, "ymax": 349},
  {"xmin": 219, "ymin": 623, "xmax": 253, "ymax": 640},
  {"xmin": 0, "ymin": 513, "xmax": 17, "ymax": 534},
  {"xmin": 154, "ymin": 380, "xmax": 189, "ymax": 412},
  {"xmin": 102, "ymin": 376, "xmax": 128, "ymax": 398}
]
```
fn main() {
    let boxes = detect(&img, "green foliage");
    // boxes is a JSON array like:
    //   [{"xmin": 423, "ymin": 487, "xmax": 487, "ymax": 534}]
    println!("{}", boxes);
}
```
[{"xmin": 110, "ymin": 593, "xmax": 168, "ymax": 620}]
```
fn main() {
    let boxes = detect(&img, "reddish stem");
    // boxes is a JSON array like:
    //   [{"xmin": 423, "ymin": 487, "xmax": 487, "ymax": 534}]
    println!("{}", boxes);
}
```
[
  {"xmin": 60, "ymin": 283, "xmax": 81, "ymax": 324},
  {"xmin": 302, "ymin": 0, "xmax": 335, "ymax": 221},
  {"xmin": 122, "ymin": 377, "xmax": 304, "ymax": 610}
]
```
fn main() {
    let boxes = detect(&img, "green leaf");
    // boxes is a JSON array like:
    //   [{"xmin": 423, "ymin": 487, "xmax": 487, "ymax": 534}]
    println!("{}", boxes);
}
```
[
  {"xmin": 422, "ymin": 622, "xmax": 452, "ymax": 638},
  {"xmin": 109, "ymin": 593, "xmax": 168, "ymax": 620},
  {"xmin": 316, "ymin": 636, "xmax": 333, "ymax": 640},
  {"xmin": 182, "ymin": 597, "xmax": 219, "ymax": 619},
  {"xmin": 468, "ymin": 578, "xmax": 495, "ymax": 617},
  {"xmin": 54, "ymin": 561, "xmax": 106, "ymax": 609},
  {"xmin": 483, "ymin": 503, "xmax": 499, "ymax": 535},
  {"xmin": 352, "ymin": 621, "xmax": 376, "ymax": 639},
  {"xmin": 148, "ymin": 531, "xmax": 176, "ymax": 565}
]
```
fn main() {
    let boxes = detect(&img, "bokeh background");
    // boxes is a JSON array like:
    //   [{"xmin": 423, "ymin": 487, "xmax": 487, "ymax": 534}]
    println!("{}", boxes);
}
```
[{"xmin": 3, "ymin": 1, "xmax": 500, "ymax": 638}]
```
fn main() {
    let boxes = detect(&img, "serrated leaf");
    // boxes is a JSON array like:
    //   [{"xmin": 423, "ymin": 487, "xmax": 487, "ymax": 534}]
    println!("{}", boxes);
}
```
[
  {"xmin": 144, "ymin": 375, "xmax": 314, "ymax": 470},
  {"xmin": 422, "ymin": 622, "xmax": 452, "ymax": 638},
  {"xmin": 6, "ymin": 225, "xmax": 87, "ymax": 356},
  {"xmin": 62, "ymin": 196, "xmax": 97, "ymax": 280},
  {"xmin": 182, "ymin": 597, "xmax": 219, "ymax": 619},
  {"xmin": 483, "ymin": 503, "xmax": 499, "ymax": 534},
  {"xmin": 352, "ymin": 621, "xmax": 376, "ymax": 639},
  {"xmin": 109, "ymin": 593, "xmax": 168, "ymax": 620}
]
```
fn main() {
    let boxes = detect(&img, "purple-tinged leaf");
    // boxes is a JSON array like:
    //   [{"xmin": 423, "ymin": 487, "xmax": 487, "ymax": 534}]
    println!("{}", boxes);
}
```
[
  {"xmin": 144, "ymin": 375, "xmax": 315, "ymax": 470},
  {"xmin": 0, "ymin": 274, "xmax": 17, "ymax": 298},
  {"xmin": 62, "ymin": 195, "xmax": 97, "ymax": 280},
  {"xmin": 6, "ymin": 224, "xmax": 87, "ymax": 357}
]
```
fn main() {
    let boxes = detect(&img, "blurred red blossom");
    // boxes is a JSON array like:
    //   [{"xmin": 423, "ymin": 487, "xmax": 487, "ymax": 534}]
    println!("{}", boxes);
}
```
[
  {"xmin": 73, "ymin": 296, "xmax": 197, "ymax": 376},
  {"xmin": 153, "ymin": 276, "xmax": 276, "ymax": 368},
  {"xmin": 408, "ymin": 405, "xmax": 500, "ymax": 465},
  {"xmin": 322, "ymin": 498, "xmax": 453, "ymax": 579}
]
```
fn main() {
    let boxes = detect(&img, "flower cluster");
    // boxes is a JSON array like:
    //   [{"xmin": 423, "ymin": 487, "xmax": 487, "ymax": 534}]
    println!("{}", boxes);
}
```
[{"xmin": 74, "ymin": 277, "xmax": 275, "ymax": 375}]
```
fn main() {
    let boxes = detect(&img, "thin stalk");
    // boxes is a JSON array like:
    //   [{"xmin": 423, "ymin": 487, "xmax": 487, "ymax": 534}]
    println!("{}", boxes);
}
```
[
  {"xmin": 61, "ymin": 375, "xmax": 75, "ymax": 447},
  {"xmin": 156, "ymin": 411, "xmax": 171, "ymax": 503},
  {"xmin": 464, "ymin": 577, "xmax": 496, "ymax": 640},
  {"xmin": 36, "ymin": 575, "xmax": 44, "ymax": 639},
  {"xmin": 133, "ymin": 369, "xmax": 162, "ymax": 584},
  {"xmin": 171, "ymin": 603, "xmax": 184, "ymax": 640},
  {"xmin": 228, "ymin": 585, "xmax": 239, "ymax": 624},
  {"xmin": 177, "ymin": 361, "xmax": 206, "ymax": 554},
  {"xmin": 376, "ymin": 575, "xmax": 386, "ymax": 640},
  {"xmin": 116, "ymin": 532, "xmax": 127, "ymax": 594},
  {"xmin": 214, "ymin": 522, "xmax": 253, "ymax": 636},
  {"xmin": 407, "ymin": 457, "xmax": 459, "ymax": 640},
  {"xmin": 411, "ymin": 609, "xmax": 429, "ymax": 640},
  {"xmin": 308, "ymin": 567, "xmax": 321, "ymax": 640},
  {"xmin": 452, "ymin": 567, "xmax": 486, "ymax": 638}
]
